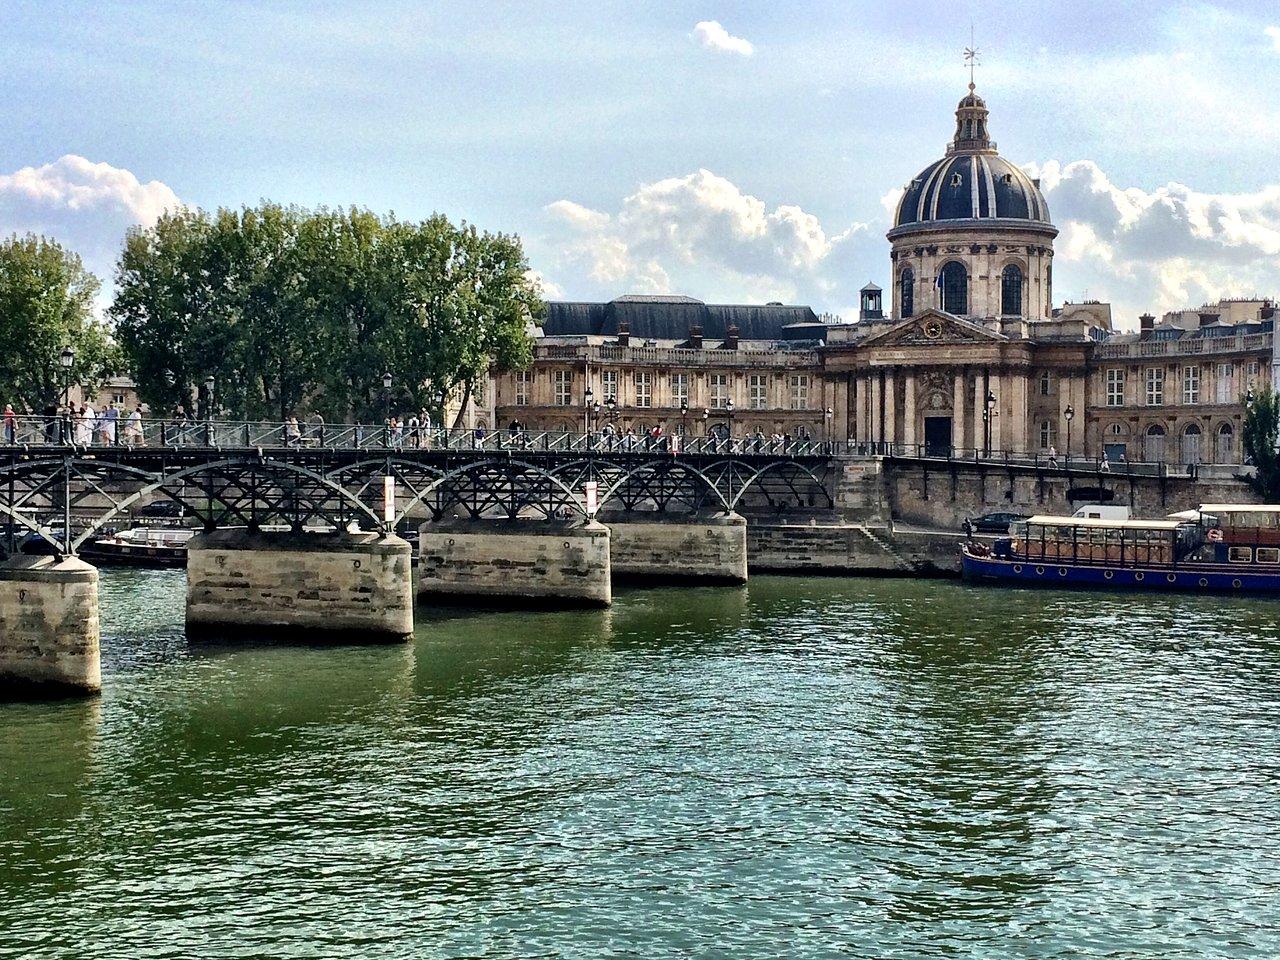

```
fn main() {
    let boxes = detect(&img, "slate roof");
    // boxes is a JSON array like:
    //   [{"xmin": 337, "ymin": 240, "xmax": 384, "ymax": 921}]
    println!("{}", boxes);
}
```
[{"xmin": 541, "ymin": 296, "xmax": 821, "ymax": 341}]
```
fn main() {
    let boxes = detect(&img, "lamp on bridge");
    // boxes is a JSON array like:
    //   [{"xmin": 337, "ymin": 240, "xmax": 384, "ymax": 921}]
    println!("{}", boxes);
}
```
[
  {"xmin": 726, "ymin": 398, "xmax": 735, "ymax": 438},
  {"xmin": 584, "ymin": 385, "xmax": 595, "ymax": 434},
  {"xmin": 825, "ymin": 406, "xmax": 834, "ymax": 444},
  {"xmin": 381, "ymin": 371, "xmax": 392, "ymax": 427},
  {"xmin": 680, "ymin": 399, "xmax": 689, "ymax": 436},
  {"xmin": 59, "ymin": 346, "xmax": 75, "ymax": 444},
  {"xmin": 983, "ymin": 390, "xmax": 996, "ymax": 457},
  {"xmin": 1064, "ymin": 404, "xmax": 1075, "ymax": 463}
]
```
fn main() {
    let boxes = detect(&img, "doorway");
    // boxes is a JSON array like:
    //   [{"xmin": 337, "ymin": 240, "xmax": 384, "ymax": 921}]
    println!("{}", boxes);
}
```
[{"xmin": 924, "ymin": 416, "xmax": 953, "ymax": 457}]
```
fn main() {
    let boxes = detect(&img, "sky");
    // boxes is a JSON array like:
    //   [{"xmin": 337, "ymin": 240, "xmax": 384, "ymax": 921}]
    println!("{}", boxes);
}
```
[{"xmin": 1, "ymin": 0, "xmax": 1279, "ymax": 328}]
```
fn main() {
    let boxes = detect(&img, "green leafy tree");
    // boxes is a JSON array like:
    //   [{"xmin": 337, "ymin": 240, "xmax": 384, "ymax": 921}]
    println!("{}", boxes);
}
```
[
  {"xmin": 1243, "ymin": 386, "xmax": 1280, "ymax": 501},
  {"xmin": 0, "ymin": 234, "xmax": 117, "ymax": 411},
  {"xmin": 111, "ymin": 203, "xmax": 539, "ymax": 423}
]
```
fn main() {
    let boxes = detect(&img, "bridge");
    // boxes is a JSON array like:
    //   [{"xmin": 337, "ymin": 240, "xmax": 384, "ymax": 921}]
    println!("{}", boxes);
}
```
[{"xmin": 0, "ymin": 419, "xmax": 838, "ymax": 699}]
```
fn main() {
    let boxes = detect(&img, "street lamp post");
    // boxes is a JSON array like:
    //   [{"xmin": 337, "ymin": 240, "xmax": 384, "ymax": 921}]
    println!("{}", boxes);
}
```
[
  {"xmin": 824, "ymin": 406, "xmax": 834, "ymax": 449},
  {"xmin": 680, "ymin": 399, "xmax": 689, "ymax": 436},
  {"xmin": 584, "ymin": 385, "xmax": 594, "ymax": 436},
  {"xmin": 983, "ymin": 390, "xmax": 996, "ymax": 457},
  {"xmin": 726, "ymin": 398, "xmax": 735, "ymax": 438},
  {"xmin": 381, "ymin": 371, "xmax": 392, "ymax": 445},
  {"xmin": 1064, "ymin": 404, "xmax": 1075, "ymax": 466},
  {"xmin": 204, "ymin": 375, "xmax": 215, "ymax": 446},
  {"xmin": 58, "ymin": 346, "xmax": 75, "ymax": 444}
]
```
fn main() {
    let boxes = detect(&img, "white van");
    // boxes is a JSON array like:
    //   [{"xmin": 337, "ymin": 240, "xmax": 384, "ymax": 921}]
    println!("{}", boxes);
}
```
[{"xmin": 1071, "ymin": 504, "xmax": 1131, "ymax": 522}]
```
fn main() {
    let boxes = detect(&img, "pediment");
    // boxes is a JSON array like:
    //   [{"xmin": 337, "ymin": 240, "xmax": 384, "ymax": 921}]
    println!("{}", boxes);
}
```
[{"xmin": 861, "ymin": 309, "xmax": 1006, "ymax": 347}]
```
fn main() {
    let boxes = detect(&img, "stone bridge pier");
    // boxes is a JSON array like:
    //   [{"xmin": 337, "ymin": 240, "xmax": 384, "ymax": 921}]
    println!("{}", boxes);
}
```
[
  {"xmin": 186, "ymin": 529, "xmax": 414, "ymax": 641},
  {"xmin": 0, "ymin": 555, "xmax": 101, "ymax": 698},
  {"xmin": 417, "ymin": 518, "xmax": 612, "ymax": 607},
  {"xmin": 605, "ymin": 512, "xmax": 748, "ymax": 584}
]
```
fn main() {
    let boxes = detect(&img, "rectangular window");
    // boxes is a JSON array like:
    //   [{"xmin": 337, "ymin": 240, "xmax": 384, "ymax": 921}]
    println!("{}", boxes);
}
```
[
  {"xmin": 1216, "ymin": 363, "xmax": 1234, "ymax": 404},
  {"xmin": 1106, "ymin": 369, "xmax": 1125, "ymax": 407},
  {"xmin": 748, "ymin": 374, "xmax": 767, "ymax": 409},
  {"xmin": 634, "ymin": 371, "xmax": 652, "ymax": 408},
  {"xmin": 1182, "ymin": 366, "xmax": 1199, "ymax": 405},
  {"xmin": 1229, "ymin": 546, "xmax": 1253, "ymax": 564},
  {"xmin": 1039, "ymin": 371, "xmax": 1052, "ymax": 396},
  {"xmin": 514, "ymin": 371, "xmax": 530, "ymax": 406},
  {"xmin": 1248, "ymin": 361, "xmax": 1260, "ymax": 386},
  {"xmin": 710, "ymin": 373, "xmax": 729, "ymax": 409},
  {"xmin": 1145, "ymin": 367, "xmax": 1164, "ymax": 406},
  {"xmin": 600, "ymin": 370, "xmax": 619, "ymax": 403},
  {"xmin": 1256, "ymin": 547, "xmax": 1280, "ymax": 565},
  {"xmin": 671, "ymin": 373, "xmax": 689, "ymax": 407},
  {"xmin": 553, "ymin": 369, "xmax": 573, "ymax": 406},
  {"xmin": 789, "ymin": 374, "xmax": 810, "ymax": 410}
]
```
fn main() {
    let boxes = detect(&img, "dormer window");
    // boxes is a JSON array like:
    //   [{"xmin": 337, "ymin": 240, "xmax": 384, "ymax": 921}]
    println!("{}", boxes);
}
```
[
  {"xmin": 950, "ymin": 173, "xmax": 962, "ymax": 187},
  {"xmin": 1001, "ymin": 173, "xmax": 1013, "ymax": 185}
]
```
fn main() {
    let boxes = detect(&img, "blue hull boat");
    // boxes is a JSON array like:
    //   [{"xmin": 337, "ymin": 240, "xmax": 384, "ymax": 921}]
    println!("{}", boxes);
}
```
[{"xmin": 961, "ymin": 546, "xmax": 1280, "ymax": 593}]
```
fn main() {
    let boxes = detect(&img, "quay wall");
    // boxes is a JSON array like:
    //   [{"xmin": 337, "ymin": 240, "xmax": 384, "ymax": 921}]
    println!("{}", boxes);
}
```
[
  {"xmin": 832, "ymin": 458, "xmax": 1260, "ymax": 528},
  {"xmin": 186, "ymin": 529, "xmax": 413, "ymax": 640},
  {"xmin": 747, "ymin": 523, "xmax": 961, "ymax": 577},
  {"xmin": 0, "ymin": 555, "xmax": 101, "ymax": 696},
  {"xmin": 606, "ymin": 513, "xmax": 748, "ymax": 583},
  {"xmin": 417, "ymin": 519, "xmax": 611, "ymax": 607}
]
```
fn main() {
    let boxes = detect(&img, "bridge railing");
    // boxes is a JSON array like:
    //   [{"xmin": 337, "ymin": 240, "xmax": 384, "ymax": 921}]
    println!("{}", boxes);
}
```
[{"xmin": 0, "ymin": 415, "xmax": 848, "ymax": 457}]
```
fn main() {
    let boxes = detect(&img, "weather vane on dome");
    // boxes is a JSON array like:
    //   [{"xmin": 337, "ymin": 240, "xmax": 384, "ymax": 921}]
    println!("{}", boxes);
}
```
[{"xmin": 964, "ymin": 26, "xmax": 980, "ymax": 91}]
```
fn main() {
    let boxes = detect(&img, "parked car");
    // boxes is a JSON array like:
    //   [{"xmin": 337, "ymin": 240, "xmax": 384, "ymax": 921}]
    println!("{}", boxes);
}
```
[{"xmin": 965, "ymin": 511, "xmax": 1029, "ymax": 534}]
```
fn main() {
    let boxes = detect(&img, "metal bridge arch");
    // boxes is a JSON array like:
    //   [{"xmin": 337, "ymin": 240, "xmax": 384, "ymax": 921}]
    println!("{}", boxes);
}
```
[
  {"xmin": 386, "ymin": 458, "xmax": 591, "ymax": 523},
  {"xmin": 595, "ymin": 459, "xmax": 731, "ymax": 514},
  {"xmin": 724, "ymin": 459, "xmax": 834, "ymax": 513}
]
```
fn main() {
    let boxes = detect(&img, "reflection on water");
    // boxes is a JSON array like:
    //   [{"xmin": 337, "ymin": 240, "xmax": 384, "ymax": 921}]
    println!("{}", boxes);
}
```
[{"xmin": 3, "ymin": 569, "xmax": 1280, "ymax": 957}]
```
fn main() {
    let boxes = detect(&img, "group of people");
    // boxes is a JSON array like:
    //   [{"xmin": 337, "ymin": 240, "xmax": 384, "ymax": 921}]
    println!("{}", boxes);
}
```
[
  {"xmin": 3, "ymin": 401, "xmax": 147, "ymax": 446},
  {"xmin": 380, "ymin": 410, "xmax": 434, "ymax": 449}
]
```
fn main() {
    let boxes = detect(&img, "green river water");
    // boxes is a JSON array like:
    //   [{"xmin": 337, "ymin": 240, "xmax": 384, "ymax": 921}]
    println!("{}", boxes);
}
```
[{"xmin": 2, "ymin": 569, "xmax": 1280, "ymax": 958}]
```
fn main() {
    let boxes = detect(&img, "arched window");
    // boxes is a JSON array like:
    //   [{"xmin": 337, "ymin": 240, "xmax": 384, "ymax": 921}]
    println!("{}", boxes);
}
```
[
  {"xmin": 939, "ymin": 261, "xmax": 968, "ymax": 315},
  {"xmin": 1143, "ymin": 424, "xmax": 1166, "ymax": 463},
  {"xmin": 1216, "ymin": 423, "xmax": 1234, "ymax": 463},
  {"xmin": 1181, "ymin": 423, "xmax": 1202, "ymax": 465},
  {"xmin": 900, "ymin": 268, "xmax": 915, "ymax": 319},
  {"xmin": 1001, "ymin": 264, "xmax": 1023, "ymax": 316}
]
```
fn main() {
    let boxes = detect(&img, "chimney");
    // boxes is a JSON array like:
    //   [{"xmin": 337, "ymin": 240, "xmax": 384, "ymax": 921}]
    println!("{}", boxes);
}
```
[
  {"xmin": 686, "ymin": 323, "xmax": 703, "ymax": 350},
  {"xmin": 1139, "ymin": 313, "xmax": 1155, "ymax": 332},
  {"xmin": 616, "ymin": 320, "xmax": 630, "ymax": 347},
  {"xmin": 722, "ymin": 324, "xmax": 740, "ymax": 350}
]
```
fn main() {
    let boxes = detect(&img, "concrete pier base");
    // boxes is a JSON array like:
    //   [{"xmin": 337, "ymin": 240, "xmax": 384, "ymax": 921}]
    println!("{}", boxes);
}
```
[
  {"xmin": 606, "ymin": 512, "xmax": 748, "ymax": 584},
  {"xmin": 417, "ymin": 518, "xmax": 611, "ymax": 607},
  {"xmin": 0, "ymin": 555, "xmax": 101, "ymax": 698},
  {"xmin": 186, "ymin": 529, "xmax": 413, "ymax": 641}
]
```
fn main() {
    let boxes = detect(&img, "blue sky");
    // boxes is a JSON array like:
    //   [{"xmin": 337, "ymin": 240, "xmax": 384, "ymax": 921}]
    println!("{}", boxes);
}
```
[{"xmin": 2, "ymin": 0, "xmax": 1278, "ymax": 326}]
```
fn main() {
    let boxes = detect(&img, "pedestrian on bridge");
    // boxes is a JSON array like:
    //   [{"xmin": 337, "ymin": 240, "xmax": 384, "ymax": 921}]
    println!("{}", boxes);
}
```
[
  {"xmin": 125, "ymin": 405, "xmax": 144, "ymax": 446},
  {"xmin": 3, "ymin": 404, "xmax": 15, "ymax": 444}
]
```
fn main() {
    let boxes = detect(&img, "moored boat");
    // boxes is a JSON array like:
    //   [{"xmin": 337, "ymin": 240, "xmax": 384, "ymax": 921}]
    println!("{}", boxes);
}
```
[
  {"xmin": 80, "ymin": 527, "xmax": 193, "ymax": 567},
  {"xmin": 961, "ymin": 504, "xmax": 1280, "ymax": 593}
]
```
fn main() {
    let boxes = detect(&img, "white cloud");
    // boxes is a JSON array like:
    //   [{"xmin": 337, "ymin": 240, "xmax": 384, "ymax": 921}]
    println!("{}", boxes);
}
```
[
  {"xmin": 1266, "ymin": 25, "xmax": 1280, "ymax": 52},
  {"xmin": 692, "ymin": 20, "xmax": 754, "ymax": 57},
  {"xmin": 0, "ymin": 154, "xmax": 182, "ymax": 284},
  {"xmin": 538, "ymin": 168, "xmax": 871, "ymax": 308},
  {"xmin": 1027, "ymin": 159, "xmax": 1280, "ymax": 323}
]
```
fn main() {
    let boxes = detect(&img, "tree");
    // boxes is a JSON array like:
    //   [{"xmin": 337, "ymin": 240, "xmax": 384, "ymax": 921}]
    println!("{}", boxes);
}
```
[
  {"xmin": 111, "ymin": 203, "xmax": 540, "ymax": 423},
  {"xmin": 0, "ymin": 234, "xmax": 117, "ymax": 412},
  {"xmin": 1243, "ymin": 386, "xmax": 1280, "ymax": 501}
]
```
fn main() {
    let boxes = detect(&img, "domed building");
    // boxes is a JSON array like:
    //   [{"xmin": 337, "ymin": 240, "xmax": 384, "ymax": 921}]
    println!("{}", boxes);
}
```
[{"xmin": 888, "ymin": 84, "xmax": 1057, "ymax": 322}]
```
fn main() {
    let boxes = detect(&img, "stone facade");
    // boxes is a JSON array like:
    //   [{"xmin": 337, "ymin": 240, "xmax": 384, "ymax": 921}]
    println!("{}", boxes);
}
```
[{"xmin": 496, "ymin": 83, "xmax": 1274, "ymax": 468}]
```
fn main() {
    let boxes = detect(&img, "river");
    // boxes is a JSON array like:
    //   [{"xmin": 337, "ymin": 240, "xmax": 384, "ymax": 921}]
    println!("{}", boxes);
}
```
[{"xmin": 3, "ymin": 568, "xmax": 1280, "ymax": 958}]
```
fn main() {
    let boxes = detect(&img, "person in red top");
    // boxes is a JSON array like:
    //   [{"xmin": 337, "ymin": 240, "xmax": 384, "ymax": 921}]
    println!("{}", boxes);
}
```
[{"xmin": 3, "ymin": 404, "xmax": 15, "ymax": 444}]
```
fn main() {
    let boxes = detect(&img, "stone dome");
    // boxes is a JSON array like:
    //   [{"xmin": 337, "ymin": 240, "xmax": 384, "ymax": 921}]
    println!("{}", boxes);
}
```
[{"xmin": 891, "ymin": 85, "xmax": 1052, "ymax": 231}]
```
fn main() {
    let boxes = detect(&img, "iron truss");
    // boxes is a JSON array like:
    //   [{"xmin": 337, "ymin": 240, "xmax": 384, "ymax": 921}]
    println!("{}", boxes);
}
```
[{"xmin": 0, "ymin": 447, "xmax": 835, "ymax": 556}]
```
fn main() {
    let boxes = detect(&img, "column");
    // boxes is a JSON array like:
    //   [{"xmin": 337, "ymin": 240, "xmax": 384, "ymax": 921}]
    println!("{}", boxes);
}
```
[
  {"xmin": 884, "ymin": 369, "xmax": 897, "ymax": 449},
  {"xmin": 1010, "ymin": 371, "xmax": 1029, "ymax": 455},
  {"xmin": 992, "ymin": 370, "xmax": 1005, "ymax": 453},
  {"xmin": 1074, "ymin": 373, "xmax": 1088, "ymax": 457},
  {"xmin": 902, "ymin": 369, "xmax": 917, "ymax": 451},
  {"xmin": 952, "ymin": 368, "xmax": 967, "ymax": 456},
  {"xmin": 870, "ymin": 373, "xmax": 882, "ymax": 445}
]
